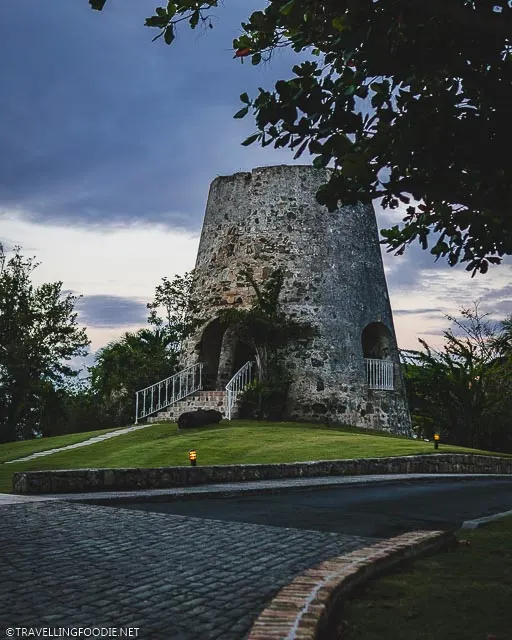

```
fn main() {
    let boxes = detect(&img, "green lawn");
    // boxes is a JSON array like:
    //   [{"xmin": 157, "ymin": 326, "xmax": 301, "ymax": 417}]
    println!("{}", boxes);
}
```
[
  {"xmin": 0, "ymin": 426, "xmax": 129, "ymax": 463},
  {"xmin": 335, "ymin": 516, "xmax": 512, "ymax": 640},
  {"xmin": 0, "ymin": 419, "xmax": 506, "ymax": 493}
]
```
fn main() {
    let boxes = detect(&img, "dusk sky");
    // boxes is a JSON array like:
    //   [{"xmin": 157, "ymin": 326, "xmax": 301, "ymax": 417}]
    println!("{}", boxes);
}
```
[{"xmin": 1, "ymin": 0, "xmax": 511, "ymax": 371}]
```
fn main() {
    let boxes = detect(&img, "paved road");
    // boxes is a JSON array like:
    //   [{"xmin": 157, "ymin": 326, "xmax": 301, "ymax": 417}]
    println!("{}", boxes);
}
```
[
  {"xmin": 103, "ymin": 478, "xmax": 512, "ymax": 538},
  {"xmin": 0, "ymin": 501, "xmax": 372, "ymax": 640},
  {"xmin": 2, "ymin": 478, "xmax": 511, "ymax": 640}
]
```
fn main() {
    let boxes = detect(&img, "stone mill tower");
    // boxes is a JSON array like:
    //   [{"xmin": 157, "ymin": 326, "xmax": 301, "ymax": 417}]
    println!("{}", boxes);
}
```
[{"xmin": 183, "ymin": 164, "xmax": 411, "ymax": 434}]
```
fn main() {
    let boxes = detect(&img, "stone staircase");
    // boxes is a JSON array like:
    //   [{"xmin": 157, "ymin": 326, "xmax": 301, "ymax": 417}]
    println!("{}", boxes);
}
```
[{"xmin": 147, "ymin": 390, "xmax": 229, "ymax": 423}]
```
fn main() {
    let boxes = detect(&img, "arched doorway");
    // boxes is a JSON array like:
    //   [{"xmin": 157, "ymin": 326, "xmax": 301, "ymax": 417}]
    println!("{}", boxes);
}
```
[
  {"xmin": 361, "ymin": 322, "xmax": 392, "ymax": 360},
  {"xmin": 361, "ymin": 322, "xmax": 394, "ymax": 389},
  {"xmin": 197, "ymin": 318, "xmax": 227, "ymax": 388},
  {"xmin": 232, "ymin": 340, "xmax": 255, "ymax": 374},
  {"xmin": 216, "ymin": 330, "xmax": 256, "ymax": 389},
  {"xmin": 197, "ymin": 319, "xmax": 257, "ymax": 390}
]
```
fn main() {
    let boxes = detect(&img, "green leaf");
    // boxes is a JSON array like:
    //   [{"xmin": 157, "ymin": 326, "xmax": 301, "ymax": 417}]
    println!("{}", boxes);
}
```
[
  {"xmin": 240, "ymin": 92, "xmax": 250, "ymax": 104},
  {"xmin": 242, "ymin": 133, "xmax": 259, "ymax": 146},
  {"xmin": 189, "ymin": 10, "xmax": 199, "ymax": 28},
  {"xmin": 234, "ymin": 106, "xmax": 249, "ymax": 119},
  {"xmin": 145, "ymin": 15, "xmax": 169, "ymax": 28},
  {"xmin": 308, "ymin": 140, "xmax": 324, "ymax": 154},
  {"xmin": 252, "ymin": 52, "xmax": 262, "ymax": 65},
  {"xmin": 280, "ymin": 0, "xmax": 296, "ymax": 16},
  {"xmin": 89, "ymin": 0, "xmax": 107, "ymax": 10},
  {"xmin": 293, "ymin": 139, "xmax": 308, "ymax": 159},
  {"xmin": 233, "ymin": 34, "xmax": 252, "ymax": 49},
  {"xmin": 164, "ymin": 25, "xmax": 175, "ymax": 44},
  {"xmin": 249, "ymin": 11, "xmax": 266, "ymax": 28},
  {"xmin": 332, "ymin": 17, "xmax": 347, "ymax": 32},
  {"xmin": 356, "ymin": 86, "xmax": 369, "ymax": 99},
  {"xmin": 312, "ymin": 155, "xmax": 330, "ymax": 168}
]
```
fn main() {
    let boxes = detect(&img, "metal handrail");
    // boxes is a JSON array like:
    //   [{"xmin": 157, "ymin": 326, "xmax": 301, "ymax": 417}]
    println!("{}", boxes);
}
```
[
  {"xmin": 135, "ymin": 362, "xmax": 204, "ymax": 423},
  {"xmin": 365, "ymin": 358, "xmax": 394, "ymax": 390},
  {"xmin": 225, "ymin": 361, "xmax": 254, "ymax": 420}
]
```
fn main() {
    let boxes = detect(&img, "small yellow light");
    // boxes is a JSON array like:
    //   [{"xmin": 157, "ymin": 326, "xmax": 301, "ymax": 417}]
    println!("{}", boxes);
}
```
[
  {"xmin": 434, "ymin": 433, "xmax": 440, "ymax": 441},
  {"xmin": 189, "ymin": 450, "xmax": 197, "ymax": 466}
]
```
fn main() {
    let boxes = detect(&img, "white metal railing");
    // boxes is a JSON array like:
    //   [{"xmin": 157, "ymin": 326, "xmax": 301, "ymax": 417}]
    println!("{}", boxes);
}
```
[
  {"xmin": 365, "ymin": 358, "xmax": 394, "ymax": 390},
  {"xmin": 135, "ymin": 362, "xmax": 204, "ymax": 423},
  {"xmin": 225, "ymin": 361, "xmax": 254, "ymax": 420}
]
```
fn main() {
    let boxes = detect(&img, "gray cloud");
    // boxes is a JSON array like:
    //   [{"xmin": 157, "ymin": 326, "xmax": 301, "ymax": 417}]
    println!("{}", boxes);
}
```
[
  {"xmin": 480, "ymin": 299, "xmax": 512, "ymax": 318},
  {"xmin": 394, "ymin": 308, "xmax": 444, "ymax": 316},
  {"xmin": 76, "ymin": 294, "xmax": 148, "ymax": 328},
  {"xmin": 381, "ymin": 240, "xmax": 451, "ymax": 291},
  {"xmin": 0, "ymin": 0, "xmax": 311, "ymax": 232},
  {"xmin": 417, "ymin": 329, "xmax": 446, "ymax": 338},
  {"xmin": 476, "ymin": 285, "xmax": 512, "ymax": 318},
  {"xmin": 480, "ymin": 284, "xmax": 512, "ymax": 300}
]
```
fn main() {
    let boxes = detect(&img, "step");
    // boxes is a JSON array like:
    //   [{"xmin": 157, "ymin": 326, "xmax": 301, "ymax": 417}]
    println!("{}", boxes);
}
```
[{"xmin": 146, "ymin": 389, "xmax": 239, "ymax": 422}]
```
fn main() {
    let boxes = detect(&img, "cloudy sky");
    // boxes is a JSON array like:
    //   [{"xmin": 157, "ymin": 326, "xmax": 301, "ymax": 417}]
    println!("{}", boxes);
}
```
[{"xmin": 1, "ymin": 0, "xmax": 511, "ymax": 371}]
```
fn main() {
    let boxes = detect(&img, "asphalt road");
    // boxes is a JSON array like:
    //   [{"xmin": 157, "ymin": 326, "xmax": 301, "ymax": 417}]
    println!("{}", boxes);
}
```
[{"xmin": 106, "ymin": 478, "xmax": 512, "ymax": 538}]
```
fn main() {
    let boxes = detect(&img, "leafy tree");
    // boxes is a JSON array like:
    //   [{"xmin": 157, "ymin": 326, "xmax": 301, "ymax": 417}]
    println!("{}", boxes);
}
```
[
  {"xmin": 89, "ymin": 0, "xmax": 512, "ymax": 275},
  {"xmin": 402, "ymin": 304, "xmax": 512, "ymax": 451},
  {"xmin": 0, "ymin": 245, "xmax": 90, "ymax": 442},
  {"xmin": 37, "ymin": 377, "xmax": 100, "ymax": 438},
  {"xmin": 146, "ymin": 270, "xmax": 198, "ymax": 354},
  {"xmin": 89, "ymin": 327, "xmax": 179, "ymax": 426},
  {"xmin": 218, "ymin": 267, "xmax": 316, "ymax": 419},
  {"xmin": 88, "ymin": 271, "xmax": 196, "ymax": 425}
]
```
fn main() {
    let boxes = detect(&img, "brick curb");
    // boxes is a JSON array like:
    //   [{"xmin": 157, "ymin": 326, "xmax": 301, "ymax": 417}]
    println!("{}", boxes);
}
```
[{"xmin": 247, "ymin": 530, "xmax": 453, "ymax": 640}]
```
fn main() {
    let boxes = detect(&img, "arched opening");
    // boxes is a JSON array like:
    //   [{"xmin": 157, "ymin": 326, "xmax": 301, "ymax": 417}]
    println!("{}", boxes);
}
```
[
  {"xmin": 197, "ymin": 318, "xmax": 227, "ymax": 388},
  {"xmin": 361, "ymin": 322, "xmax": 394, "ymax": 389},
  {"xmin": 361, "ymin": 322, "xmax": 393, "ymax": 360},
  {"xmin": 232, "ymin": 340, "xmax": 255, "ymax": 375},
  {"xmin": 216, "ymin": 331, "xmax": 256, "ymax": 389}
]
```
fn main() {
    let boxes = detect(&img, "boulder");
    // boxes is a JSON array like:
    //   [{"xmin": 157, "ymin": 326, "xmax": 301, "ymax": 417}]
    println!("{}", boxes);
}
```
[{"xmin": 177, "ymin": 408, "xmax": 223, "ymax": 429}]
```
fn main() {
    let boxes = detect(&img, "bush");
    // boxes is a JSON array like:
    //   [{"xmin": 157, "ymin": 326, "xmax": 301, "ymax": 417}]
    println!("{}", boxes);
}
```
[{"xmin": 238, "ymin": 375, "xmax": 290, "ymax": 421}]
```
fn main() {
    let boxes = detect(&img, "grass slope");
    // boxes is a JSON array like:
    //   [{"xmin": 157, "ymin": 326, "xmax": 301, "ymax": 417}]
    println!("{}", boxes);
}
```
[
  {"xmin": 336, "ymin": 516, "xmax": 512, "ymax": 640},
  {"xmin": 0, "ymin": 420, "xmax": 506, "ymax": 493}
]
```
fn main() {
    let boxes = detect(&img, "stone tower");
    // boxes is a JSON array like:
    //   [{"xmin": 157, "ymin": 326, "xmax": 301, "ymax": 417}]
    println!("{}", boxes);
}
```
[{"xmin": 184, "ymin": 164, "xmax": 411, "ymax": 434}]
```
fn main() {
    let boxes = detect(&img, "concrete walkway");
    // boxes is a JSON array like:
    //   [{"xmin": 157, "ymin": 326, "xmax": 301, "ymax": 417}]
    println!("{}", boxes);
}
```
[{"xmin": 3, "ymin": 423, "xmax": 153, "ymax": 464}]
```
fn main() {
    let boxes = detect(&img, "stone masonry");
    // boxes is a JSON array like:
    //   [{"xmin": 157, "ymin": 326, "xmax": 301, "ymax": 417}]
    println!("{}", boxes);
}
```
[
  {"xmin": 182, "ymin": 165, "xmax": 411, "ymax": 434},
  {"xmin": 13, "ymin": 454, "xmax": 512, "ymax": 494}
]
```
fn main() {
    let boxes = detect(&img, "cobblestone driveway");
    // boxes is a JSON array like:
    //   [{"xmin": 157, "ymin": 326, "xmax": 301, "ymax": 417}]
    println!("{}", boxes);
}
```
[{"xmin": 1, "ymin": 502, "xmax": 373, "ymax": 639}]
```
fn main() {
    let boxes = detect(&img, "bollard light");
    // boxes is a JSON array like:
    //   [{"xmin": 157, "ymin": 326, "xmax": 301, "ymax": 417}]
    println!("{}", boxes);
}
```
[
  {"xmin": 189, "ymin": 449, "xmax": 197, "ymax": 466},
  {"xmin": 434, "ymin": 433, "xmax": 440, "ymax": 450}
]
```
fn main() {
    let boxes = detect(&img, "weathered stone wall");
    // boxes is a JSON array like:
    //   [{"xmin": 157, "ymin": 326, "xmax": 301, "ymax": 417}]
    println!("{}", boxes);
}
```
[
  {"xmin": 13, "ymin": 454, "xmax": 512, "ymax": 494},
  {"xmin": 183, "ymin": 165, "xmax": 410, "ymax": 433}
]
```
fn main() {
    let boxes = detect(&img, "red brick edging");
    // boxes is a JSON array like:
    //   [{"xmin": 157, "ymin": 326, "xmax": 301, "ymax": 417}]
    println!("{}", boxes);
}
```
[{"xmin": 247, "ymin": 530, "xmax": 453, "ymax": 640}]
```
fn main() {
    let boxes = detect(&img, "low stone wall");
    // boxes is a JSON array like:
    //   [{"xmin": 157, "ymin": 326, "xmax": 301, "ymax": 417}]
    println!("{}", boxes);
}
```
[{"xmin": 12, "ymin": 454, "xmax": 512, "ymax": 494}]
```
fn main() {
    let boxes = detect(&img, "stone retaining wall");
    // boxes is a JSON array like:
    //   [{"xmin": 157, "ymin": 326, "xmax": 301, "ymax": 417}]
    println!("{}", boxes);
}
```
[{"xmin": 12, "ymin": 454, "xmax": 512, "ymax": 494}]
